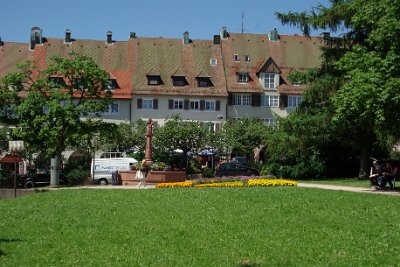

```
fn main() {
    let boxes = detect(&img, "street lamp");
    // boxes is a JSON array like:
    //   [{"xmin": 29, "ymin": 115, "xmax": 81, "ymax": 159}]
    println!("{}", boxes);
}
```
[{"xmin": 9, "ymin": 141, "xmax": 24, "ymax": 198}]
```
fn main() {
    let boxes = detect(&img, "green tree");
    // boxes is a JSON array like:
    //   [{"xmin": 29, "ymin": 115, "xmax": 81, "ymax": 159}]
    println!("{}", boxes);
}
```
[
  {"xmin": 223, "ymin": 118, "xmax": 269, "ymax": 160},
  {"xmin": 7, "ymin": 53, "xmax": 112, "ymax": 163},
  {"xmin": 97, "ymin": 120, "xmax": 147, "ymax": 159},
  {"xmin": 276, "ymin": 0, "xmax": 400, "ymax": 178},
  {"xmin": 153, "ymin": 115, "xmax": 209, "ymax": 167}
]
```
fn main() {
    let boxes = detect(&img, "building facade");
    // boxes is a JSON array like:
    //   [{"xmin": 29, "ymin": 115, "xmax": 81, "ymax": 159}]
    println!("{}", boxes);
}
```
[{"xmin": 0, "ymin": 27, "xmax": 323, "ymax": 127}]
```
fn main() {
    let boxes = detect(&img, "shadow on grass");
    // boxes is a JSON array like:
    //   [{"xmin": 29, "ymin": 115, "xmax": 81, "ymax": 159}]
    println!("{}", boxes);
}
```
[{"xmin": 0, "ymin": 238, "xmax": 22, "ymax": 257}]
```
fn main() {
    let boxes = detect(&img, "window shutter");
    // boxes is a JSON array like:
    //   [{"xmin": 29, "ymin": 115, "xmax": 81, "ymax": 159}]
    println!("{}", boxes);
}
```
[
  {"xmin": 216, "ymin": 100, "xmax": 220, "ymax": 111},
  {"xmin": 153, "ymin": 99, "xmax": 158, "ymax": 109},
  {"xmin": 280, "ymin": 95, "xmax": 288, "ymax": 108},
  {"xmin": 184, "ymin": 99, "xmax": 189, "ymax": 110},
  {"xmin": 275, "ymin": 74, "xmax": 280, "ymax": 88},
  {"xmin": 200, "ymin": 100, "xmax": 205, "ymax": 110},
  {"xmin": 169, "ymin": 99, "xmax": 173, "ymax": 109},
  {"xmin": 251, "ymin": 94, "xmax": 261, "ymax": 107},
  {"xmin": 137, "ymin": 98, "xmax": 142, "ymax": 109},
  {"xmin": 228, "ymin": 94, "xmax": 233, "ymax": 105}
]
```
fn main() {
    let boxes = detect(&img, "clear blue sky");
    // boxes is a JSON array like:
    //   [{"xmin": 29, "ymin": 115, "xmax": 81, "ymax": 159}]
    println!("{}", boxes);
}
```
[{"xmin": 1, "ymin": 0, "xmax": 331, "ymax": 43}]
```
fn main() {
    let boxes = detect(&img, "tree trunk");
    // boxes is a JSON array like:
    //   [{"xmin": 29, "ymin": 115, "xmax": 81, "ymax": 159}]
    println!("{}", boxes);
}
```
[{"xmin": 358, "ymin": 143, "xmax": 372, "ymax": 179}]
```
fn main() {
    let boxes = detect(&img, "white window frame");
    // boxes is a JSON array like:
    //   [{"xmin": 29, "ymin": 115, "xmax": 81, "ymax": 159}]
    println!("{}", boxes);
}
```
[
  {"xmin": 244, "ymin": 55, "xmax": 250, "ymax": 62},
  {"xmin": 262, "ymin": 118, "xmax": 276, "ymax": 126},
  {"xmin": 205, "ymin": 100, "xmax": 216, "ymax": 111},
  {"xmin": 263, "ymin": 73, "xmax": 276, "ymax": 89},
  {"xmin": 288, "ymin": 96, "xmax": 303, "ymax": 107},
  {"xmin": 210, "ymin": 58, "xmax": 217, "ymax": 66},
  {"xmin": 104, "ymin": 103, "xmax": 120, "ymax": 115},
  {"xmin": 233, "ymin": 94, "xmax": 251, "ymax": 106},
  {"xmin": 238, "ymin": 73, "xmax": 249, "ymax": 83},
  {"xmin": 261, "ymin": 95, "xmax": 279, "ymax": 107},
  {"xmin": 173, "ymin": 99, "xmax": 184, "ymax": 110},
  {"xmin": 142, "ymin": 99, "xmax": 153, "ymax": 109},
  {"xmin": 233, "ymin": 54, "xmax": 240, "ymax": 61},
  {"xmin": 190, "ymin": 100, "xmax": 200, "ymax": 110}
]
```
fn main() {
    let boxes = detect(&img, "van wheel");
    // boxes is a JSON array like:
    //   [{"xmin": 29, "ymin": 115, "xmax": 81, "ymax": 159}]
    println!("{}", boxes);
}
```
[
  {"xmin": 25, "ymin": 181, "xmax": 35, "ymax": 189},
  {"xmin": 98, "ymin": 179, "xmax": 108, "ymax": 185}
]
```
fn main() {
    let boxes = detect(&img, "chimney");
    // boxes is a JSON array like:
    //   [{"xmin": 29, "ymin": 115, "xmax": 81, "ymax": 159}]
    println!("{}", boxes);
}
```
[
  {"xmin": 183, "ymin": 31, "xmax": 190, "ymax": 45},
  {"xmin": 213, "ymin": 35, "xmax": 221, "ymax": 45},
  {"xmin": 268, "ymin": 28, "xmax": 279, "ymax": 41},
  {"xmin": 220, "ymin": 27, "xmax": 228, "ymax": 40},
  {"xmin": 106, "ymin": 31, "xmax": 113, "ymax": 44},
  {"xmin": 129, "ymin": 32, "xmax": 137, "ymax": 39},
  {"xmin": 30, "ymin": 26, "xmax": 43, "ymax": 50},
  {"xmin": 65, "ymin": 29, "xmax": 71, "ymax": 43}
]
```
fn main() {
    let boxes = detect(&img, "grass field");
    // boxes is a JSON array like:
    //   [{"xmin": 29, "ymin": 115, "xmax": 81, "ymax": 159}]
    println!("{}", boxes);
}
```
[{"xmin": 1, "ymin": 187, "xmax": 400, "ymax": 266}]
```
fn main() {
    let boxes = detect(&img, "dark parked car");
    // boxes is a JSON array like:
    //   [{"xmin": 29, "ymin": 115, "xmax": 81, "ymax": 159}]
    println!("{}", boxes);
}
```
[
  {"xmin": 21, "ymin": 168, "xmax": 67, "ymax": 188},
  {"xmin": 215, "ymin": 162, "xmax": 259, "ymax": 177}
]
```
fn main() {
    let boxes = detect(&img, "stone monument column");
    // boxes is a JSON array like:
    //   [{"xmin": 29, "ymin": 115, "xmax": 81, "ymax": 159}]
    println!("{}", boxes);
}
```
[{"xmin": 144, "ymin": 118, "xmax": 154, "ymax": 167}]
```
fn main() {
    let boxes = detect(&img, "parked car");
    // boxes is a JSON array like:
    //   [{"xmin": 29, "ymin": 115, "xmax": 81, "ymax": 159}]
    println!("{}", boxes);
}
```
[
  {"xmin": 21, "ymin": 168, "xmax": 68, "ymax": 188},
  {"xmin": 215, "ymin": 162, "xmax": 259, "ymax": 177}
]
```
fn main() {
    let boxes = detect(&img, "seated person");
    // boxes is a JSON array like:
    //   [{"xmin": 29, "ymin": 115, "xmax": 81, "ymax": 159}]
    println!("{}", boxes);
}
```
[
  {"xmin": 380, "ymin": 162, "xmax": 394, "ymax": 189},
  {"xmin": 369, "ymin": 161, "xmax": 382, "ymax": 188}
]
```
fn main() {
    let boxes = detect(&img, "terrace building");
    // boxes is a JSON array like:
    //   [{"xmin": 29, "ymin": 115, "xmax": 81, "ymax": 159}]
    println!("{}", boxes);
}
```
[{"xmin": 0, "ymin": 27, "xmax": 323, "ymax": 128}]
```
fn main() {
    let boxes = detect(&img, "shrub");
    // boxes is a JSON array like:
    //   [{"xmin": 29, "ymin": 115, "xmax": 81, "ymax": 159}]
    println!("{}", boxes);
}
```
[{"xmin": 66, "ymin": 169, "xmax": 90, "ymax": 185}]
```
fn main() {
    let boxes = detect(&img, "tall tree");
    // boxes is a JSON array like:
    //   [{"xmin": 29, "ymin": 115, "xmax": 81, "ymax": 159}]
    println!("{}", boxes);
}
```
[
  {"xmin": 276, "ymin": 0, "xmax": 400, "ymax": 178},
  {"xmin": 5, "ymin": 53, "xmax": 112, "ymax": 162}
]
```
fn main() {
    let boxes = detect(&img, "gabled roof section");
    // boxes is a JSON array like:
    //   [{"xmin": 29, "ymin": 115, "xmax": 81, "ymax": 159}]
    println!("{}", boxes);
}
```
[
  {"xmin": 235, "ymin": 65, "xmax": 250, "ymax": 73},
  {"xmin": 220, "ymin": 32, "xmax": 323, "ymax": 93},
  {"xmin": 146, "ymin": 68, "xmax": 160, "ymax": 76},
  {"xmin": 171, "ymin": 68, "xmax": 185, "ymax": 77},
  {"xmin": 130, "ymin": 37, "xmax": 227, "ymax": 97},
  {"xmin": 256, "ymin": 57, "xmax": 281, "ymax": 75},
  {"xmin": 196, "ymin": 70, "xmax": 210, "ymax": 78},
  {"xmin": 1, "ymin": 38, "xmax": 132, "ymax": 100},
  {"xmin": 0, "ymin": 42, "xmax": 33, "ymax": 78}
]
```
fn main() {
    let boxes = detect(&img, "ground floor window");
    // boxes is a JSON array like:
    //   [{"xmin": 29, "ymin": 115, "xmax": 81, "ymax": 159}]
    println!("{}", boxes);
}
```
[
  {"xmin": 233, "ymin": 94, "xmax": 251, "ymax": 106},
  {"xmin": 261, "ymin": 95, "xmax": 279, "ymax": 107},
  {"xmin": 288, "ymin": 96, "xmax": 303, "ymax": 107}
]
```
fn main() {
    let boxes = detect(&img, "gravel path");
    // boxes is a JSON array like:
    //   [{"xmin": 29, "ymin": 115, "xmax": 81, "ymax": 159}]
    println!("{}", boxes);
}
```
[{"xmin": 298, "ymin": 183, "xmax": 400, "ymax": 196}]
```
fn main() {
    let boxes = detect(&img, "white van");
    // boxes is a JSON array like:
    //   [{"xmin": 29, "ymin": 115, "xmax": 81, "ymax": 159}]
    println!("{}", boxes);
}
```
[{"xmin": 91, "ymin": 157, "xmax": 138, "ymax": 185}]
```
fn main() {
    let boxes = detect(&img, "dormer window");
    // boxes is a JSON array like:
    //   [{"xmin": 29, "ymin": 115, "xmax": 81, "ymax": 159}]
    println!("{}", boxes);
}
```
[
  {"xmin": 147, "ymin": 75, "xmax": 161, "ymax": 85},
  {"xmin": 263, "ymin": 73, "xmax": 276, "ymax": 89},
  {"xmin": 105, "ymin": 79, "xmax": 118, "ymax": 90},
  {"xmin": 48, "ymin": 77, "xmax": 65, "ymax": 88},
  {"xmin": 244, "ymin": 55, "xmax": 250, "ymax": 62},
  {"xmin": 172, "ymin": 76, "xmax": 187, "ymax": 86},
  {"xmin": 210, "ymin": 58, "xmax": 217, "ymax": 66},
  {"xmin": 233, "ymin": 54, "xmax": 240, "ymax": 61},
  {"xmin": 197, "ymin": 77, "xmax": 211, "ymax": 87},
  {"xmin": 237, "ymin": 72, "xmax": 249, "ymax": 83},
  {"xmin": 196, "ymin": 70, "xmax": 213, "ymax": 87},
  {"xmin": 147, "ymin": 68, "xmax": 162, "ymax": 85}
]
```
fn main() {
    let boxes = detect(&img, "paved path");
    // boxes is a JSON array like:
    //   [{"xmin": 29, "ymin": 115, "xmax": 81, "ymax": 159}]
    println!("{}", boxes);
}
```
[{"xmin": 298, "ymin": 183, "xmax": 400, "ymax": 196}]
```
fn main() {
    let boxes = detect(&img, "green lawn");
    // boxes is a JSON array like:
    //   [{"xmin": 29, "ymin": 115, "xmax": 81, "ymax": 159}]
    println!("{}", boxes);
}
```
[{"xmin": 1, "ymin": 188, "xmax": 400, "ymax": 266}]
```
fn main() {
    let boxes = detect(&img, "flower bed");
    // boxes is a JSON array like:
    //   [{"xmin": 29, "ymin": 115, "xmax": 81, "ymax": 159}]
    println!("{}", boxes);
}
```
[
  {"xmin": 156, "ymin": 181, "xmax": 194, "ymax": 188},
  {"xmin": 246, "ymin": 179, "xmax": 298, "ymax": 187},
  {"xmin": 194, "ymin": 181, "xmax": 244, "ymax": 188},
  {"xmin": 156, "ymin": 177, "xmax": 297, "ymax": 188}
]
